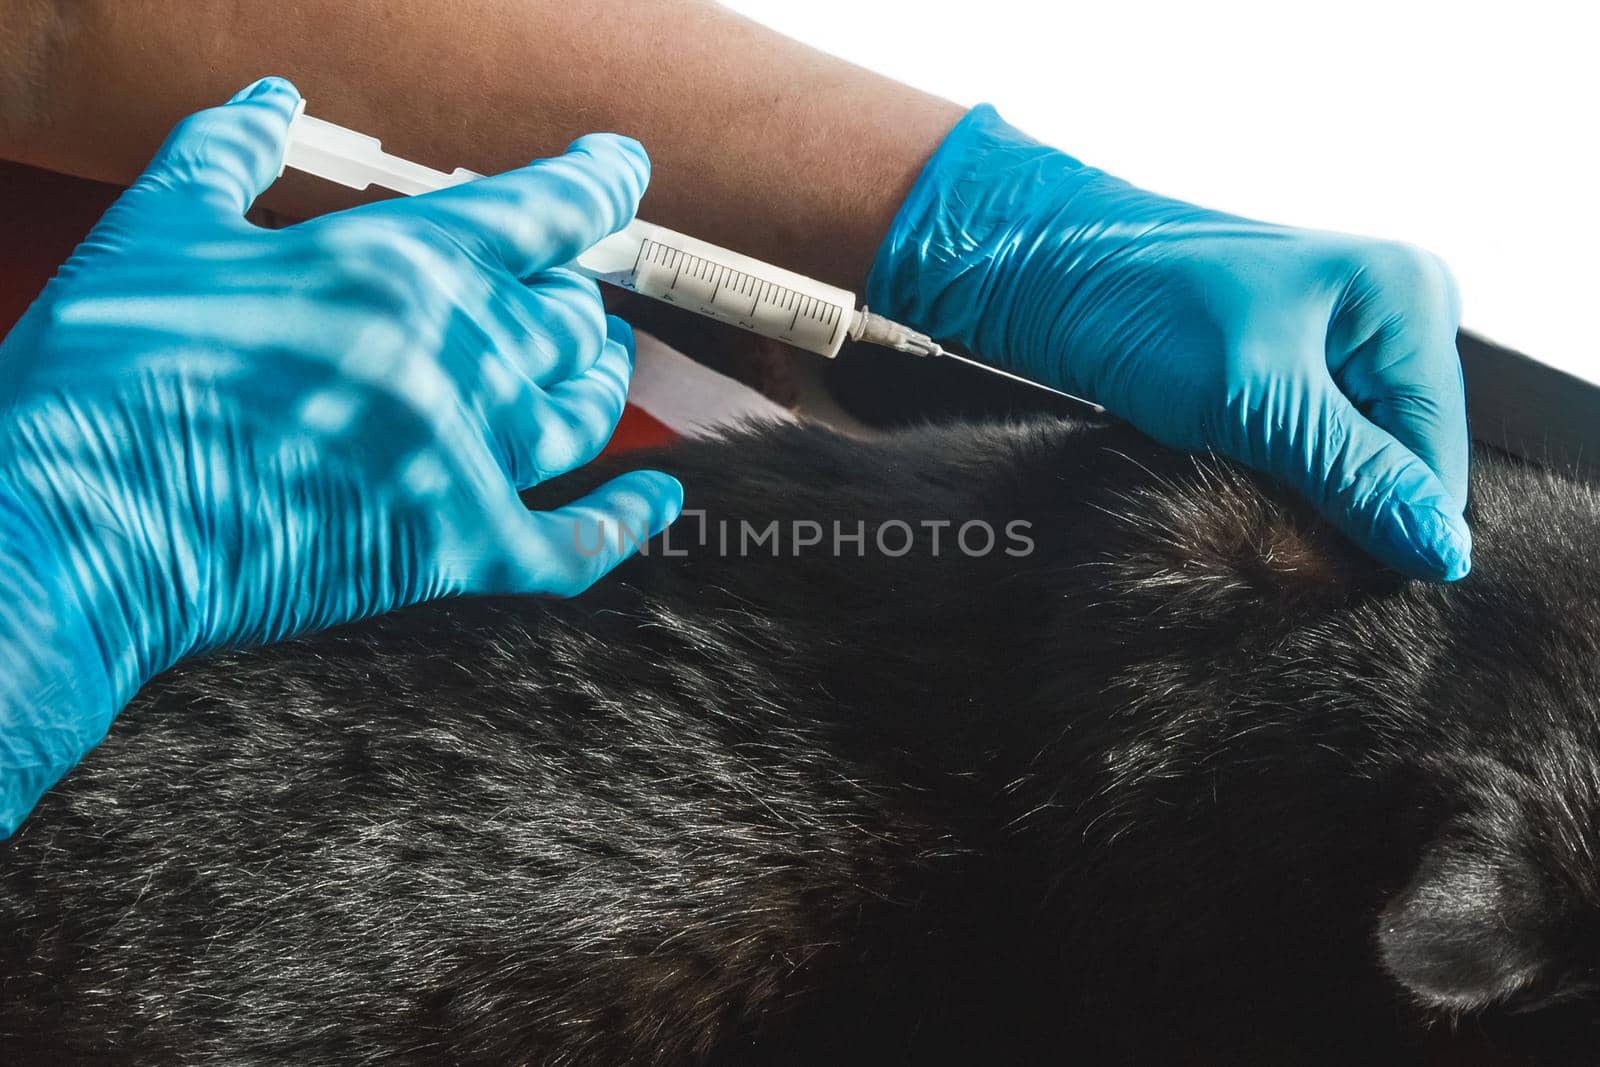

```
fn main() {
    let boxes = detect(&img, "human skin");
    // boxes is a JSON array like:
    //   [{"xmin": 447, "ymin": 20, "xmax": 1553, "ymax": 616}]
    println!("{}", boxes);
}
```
[
  {"xmin": 0, "ymin": 0, "xmax": 1473, "ymax": 586},
  {"xmin": 0, "ymin": 0, "xmax": 962, "ymax": 293}
]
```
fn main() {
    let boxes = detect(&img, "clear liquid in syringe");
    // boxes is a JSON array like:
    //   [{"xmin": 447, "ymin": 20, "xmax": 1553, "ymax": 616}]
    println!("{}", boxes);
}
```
[
  {"xmin": 281, "ymin": 109, "xmax": 1003, "ymax": 367},
  {"xmin": 622, "ymin": 240, "xmax": 848, "ymax": 355}
]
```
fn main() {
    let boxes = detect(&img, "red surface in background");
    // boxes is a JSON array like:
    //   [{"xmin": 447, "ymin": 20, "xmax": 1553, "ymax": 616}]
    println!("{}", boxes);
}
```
[
  {"xmin": 0, "ymin": 161, "xmax": 672, "ymax": 453},
  {"xmin": 0, "ymin": 163, "xmax": 120, "ymax": 327}
]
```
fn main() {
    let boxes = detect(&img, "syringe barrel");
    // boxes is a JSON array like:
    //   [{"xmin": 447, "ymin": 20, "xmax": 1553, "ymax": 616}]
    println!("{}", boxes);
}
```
[
  {"xmin": 573, "ymin": 220, "xmax": 858, "ymax": 359},
  {"xmin": 281, "ymin": 108, "xmax": 861, "ymax": 358}
]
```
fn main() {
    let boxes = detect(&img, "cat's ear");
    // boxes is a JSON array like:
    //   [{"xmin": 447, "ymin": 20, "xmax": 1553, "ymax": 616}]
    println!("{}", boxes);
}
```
[{"xmin": 1378, "ymin": 837, "xmax": 1566, "ymax": 1013}]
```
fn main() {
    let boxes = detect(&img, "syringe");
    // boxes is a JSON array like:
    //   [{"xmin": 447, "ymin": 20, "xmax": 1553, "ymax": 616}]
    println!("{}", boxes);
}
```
[{"xmin": 279, "ymin": 107, "xmax": 1082, "ymax": 402}]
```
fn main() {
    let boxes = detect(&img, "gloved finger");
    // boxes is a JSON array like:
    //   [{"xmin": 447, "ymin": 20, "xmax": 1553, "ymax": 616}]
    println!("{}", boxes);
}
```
[
  {"xmin": 494, "ymin": 316, "xmax": 635, "ymax": 489},
  {"xmin": 134, "ymin": 76, "xmax": 302, "ymax": 217},
  {"xmin": 395, "ymin": 133, "xmax": 649, "ymax": 280},
  {"xmin": 1245, "ymin": 371, "xmax": 1472, "ymax": 581},
  {"xmin": 506, "ymin": 268, "xmax": 610, "ymax": 388},
  {"xmin": 1327, "ymin": 248, "xmax": 1470, "ymax": 510},
  {"xmin": 492, "ymin": 469, "xmax": 685, "ymax": 597}
]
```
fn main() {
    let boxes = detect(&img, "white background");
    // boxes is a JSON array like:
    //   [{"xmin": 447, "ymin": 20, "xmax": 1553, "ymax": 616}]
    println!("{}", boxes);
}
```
[{"xmin": 724, "ymin": 0, "xmax": 1596, "ymax": 381}]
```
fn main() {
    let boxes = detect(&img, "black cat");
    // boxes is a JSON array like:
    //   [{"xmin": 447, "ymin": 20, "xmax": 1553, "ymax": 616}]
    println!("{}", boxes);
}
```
[{"xmin": 2, "ymin": 415, "xmax": 1597, "ymax": 1065}]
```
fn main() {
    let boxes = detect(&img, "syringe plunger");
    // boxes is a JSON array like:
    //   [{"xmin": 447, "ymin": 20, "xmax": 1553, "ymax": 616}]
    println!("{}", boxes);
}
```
[{"xmin": 280, "ymin": 107, "xmax": 950, "ymax": 363}]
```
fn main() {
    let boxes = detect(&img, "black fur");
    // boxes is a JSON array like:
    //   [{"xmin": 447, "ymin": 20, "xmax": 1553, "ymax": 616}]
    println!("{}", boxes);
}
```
[{"xmin": 3, "ymin": 415, "xmax": 1599, "ymax": 1064}]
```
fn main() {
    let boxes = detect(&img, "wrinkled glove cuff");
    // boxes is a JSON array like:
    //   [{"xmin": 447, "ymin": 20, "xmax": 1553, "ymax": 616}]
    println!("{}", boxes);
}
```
[{"xmin": 865, "ymin": 104, "xmax": 1099, "ymax": 382}]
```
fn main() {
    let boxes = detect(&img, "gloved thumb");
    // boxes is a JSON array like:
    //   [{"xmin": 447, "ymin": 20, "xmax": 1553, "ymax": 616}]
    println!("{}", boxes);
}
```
[
  {"xmin": 1279, "ymin": 384, "xmax": 1472, "ymax": 581},
  {"xmin": 493, "ymin": 470, "xmax": 686, "ymax": 598},
  {"xmin": 136, "ymin": 77, "xmax": 302, "ymax": 217}
]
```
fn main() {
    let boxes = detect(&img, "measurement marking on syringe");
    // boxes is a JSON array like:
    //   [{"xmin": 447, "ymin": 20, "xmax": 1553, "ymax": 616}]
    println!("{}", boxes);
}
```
[
  {"xmin": 283, "ymin": 113, "xmax": 952, "ymax": 363},
  {"xmin": 635, "ymin": 239, "xmax": 847, "ymax": 341}
]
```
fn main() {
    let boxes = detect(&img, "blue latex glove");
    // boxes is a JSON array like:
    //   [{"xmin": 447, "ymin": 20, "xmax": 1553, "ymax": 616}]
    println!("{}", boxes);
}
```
[
  {"xmin": 870, "ymin": 105, "xmax": 1471, "ymax": 581},
  {"xmin": 0, "ymin": 77, "xmax": 683, "ymax": 835}
]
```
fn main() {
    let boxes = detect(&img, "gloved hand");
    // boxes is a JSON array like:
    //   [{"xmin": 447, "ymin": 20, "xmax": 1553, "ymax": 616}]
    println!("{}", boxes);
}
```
[
  {"xmin": 0, "ymin": 76, "xmax": 682, "ymax": 834},
  {"xmin": 870, "ymin": 105, "xmax": 1470, "ymax": 582}
]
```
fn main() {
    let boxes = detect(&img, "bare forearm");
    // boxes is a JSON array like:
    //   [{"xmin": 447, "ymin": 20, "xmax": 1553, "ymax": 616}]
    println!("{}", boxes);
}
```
[{"xmin": 4, "ymin": 0, "xmax": 960, "ymax": 290}]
